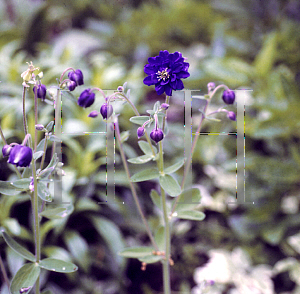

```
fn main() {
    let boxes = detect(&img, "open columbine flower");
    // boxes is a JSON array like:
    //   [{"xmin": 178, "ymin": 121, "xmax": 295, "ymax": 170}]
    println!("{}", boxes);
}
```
[
  {"xmin": 7, "ymin": 145, "xmax": 32, "ymax": 167},
  {"xmin": 143, "ymin": 50, "xmax": 190, "ymax": 96}
]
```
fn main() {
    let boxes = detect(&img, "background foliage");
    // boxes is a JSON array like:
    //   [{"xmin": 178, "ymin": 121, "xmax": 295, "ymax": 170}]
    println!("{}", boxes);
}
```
[{"xmin": 1, "ymin": 0, "xmax": 300, "ymax": 293}]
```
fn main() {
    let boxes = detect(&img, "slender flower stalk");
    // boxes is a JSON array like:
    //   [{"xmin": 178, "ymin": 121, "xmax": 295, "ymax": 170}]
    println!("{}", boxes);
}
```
[
  {"xmin": 114, "ymin": 117, "xmax": 159, "ymax": 251},
  {"xmin": 22, "ymin": 86, "xmax": 28, "ymax": 136},
  {"xmin": 34, "ymin": 84, "xmax": 38, "ymax": 152},
  {"xmin": 0, "ymin": 255, "xmax": 10, "ymax": 291}
]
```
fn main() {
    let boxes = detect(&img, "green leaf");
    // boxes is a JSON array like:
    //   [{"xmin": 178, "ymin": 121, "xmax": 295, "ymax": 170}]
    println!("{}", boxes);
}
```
[
  {"xmin": 147, "ymin": 110, "xmax": 155, "ymax": 115},
  {"xmin": 10, "ymin": 263, "xmax": 40, "ymax": 294},
  {"xmin": 41, "ymin": 290, "xmax": 54, "ymax": 294},
  {"xmin": 150, "ymin": 189, "xmax": 161, "ymax": 208},
  {"xmin": 120, "ymin": 131, "xmax": 130, "ymax": 143},
  {"xmin": 61, "ymin": 90, "xmax": 77, "ymax": 102},
  {"xmin": 39, "ymin": 208, "xmax": 68, "ymax": 219},
  {"xmin": 127, "ymin": 154, "xmax": 153, "ymax": 164},
  {"xmin": 154, "ymin": 226, "xmax": 165, "ymax": 251},
  {"xmin": 38, "ymin": 258, "xmax": 78, "ymax": 273},
  {"xmin": 37, "ymin": 182, "xmax": 52, "ymax": 202},
  {"xmin": 153, "ymin": 101, "xmax": 160, "ymax": 112},
  {"xmin": 49, "ymin": 135, "xmax": 61, "ymax": 142},
  {"xmin": 174, "ymin": 188, "xmax": 202, "ymax": 212},
  {"xmin": 164, "ymin": 158, "xmax": 185, "ymax": 174},
  {"xmin": 138, "ymin": 255, "xmax": 163, "ymax": 263},
  {"xmin": 131, "ymin": 168, "xmax": 159, "ymax": 182},
  {"xmin": 1, "ymin": 231, "xmax": 35, "ymax": 262},
  {"xmin": 159, "ymin": 174, "xmax": 181, "ymax": 197},
  {"xmin": 36, "ymin": 138, "xmax": 46, "ymax": 153},
  {"xmin": 0, "ymin": 180, "xmax": 21, "ymax": 195},
  {"xmin": 46, "ymin": 121, "xmax": 54, "ymax": 132},
  {"xmin": 33, "ymin": 151, "xmax": 44, "ymax": 160},
  {"xmin": 129, "ymin": 116, "xmax": 149, "ymax": 125},
  {"xmin": 44, "ymin": 153, "xmax": 58, "ymax": 171},
  {"xmin": 11, "ymin": 178, "xmax": 31, "ymax": 189},
  {"xmin": 176, "ymin": 210, "xmax": 206, "ymax": 221},
  {"xmin": 138, "ymin": 140, "xmax": 157, "ymax": 155},
  {"xmin": 118, "ymin": 247, "xmax": 154, "ymax": 258}
]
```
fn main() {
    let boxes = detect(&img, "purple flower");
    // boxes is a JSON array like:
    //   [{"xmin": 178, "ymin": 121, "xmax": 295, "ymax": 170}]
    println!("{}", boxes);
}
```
[
  {"xmin": 137, "ymin": 127, "xmax": 145, "ymax": 139},
  {"xmin": 7, "ymin": 145, "xmax": 32, "ymax": 167},
  {"xmin": 78, "ymin": 89, "xmax": 95, "ymax": 108},
  {"xmin": 33, "ymin": 84, "xmax": 47, "ymax": 100},
  {"xmin": 68, "ymin": 69, "xmax": 84, "ymax": 86},
  {"xmin": 222, "ymin": 90, "xmax": 235, "ymax": 104},
  {"xmin": 227, "ymin": 111, "xmax": 236, "ymax": 121},
  {"xmin": 88, "ymin": 110, "xmax": 99, "ymax": 118},
  {"xmin": 68, "ymin": 81, "xmax": 77, "ymax": 91},
  {"xmin": 100, "ymin": 103, "xmax": 113, "ymax": 119},
  {"xmin": 150, "ymin": 128, "xmax": 164, "ymax": 144},
  {"xmin": 160, "ymin": 103, "xmax": 169, "ymax": 110},
  {"xmin": 2, "ymin": 145, "xmax": 12, "ymax": 157},
  {"xmin": 143, "ymin": 50, "xmax": 190, "ymax": 96}
]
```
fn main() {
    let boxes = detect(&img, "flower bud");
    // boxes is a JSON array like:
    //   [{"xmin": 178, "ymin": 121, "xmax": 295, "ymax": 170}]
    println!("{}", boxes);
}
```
[
  {"xmin": 7, "ymin": 145, "xmax": 32, "ymax": 167},
  {"xmin": 207, "ymin": 82, "xmax": 215, "ymax": 92},
  {"xmin": 100, "ymin": 103, "xmax": 113, "ymax": 119},
  {"xmin": 68, "ymin": 81, "xmax": 77, "ymax": 91},
  {"xmin": 137, "ymin": 127, "xmax": 145, "ymax": 139},
  {"xmin": 68, "ymin": 69, "xmax": 84, "ymax": 86},
  {"xmin": 35, "ymin": 124, "xmax": 45, "ymax": 131},
  {"xmin": 78, "ymin": 89, "xmax": 95, "ymax": 108},
  {"xmin": 33, "ymin": 84, "xmax": 47, "ymax": 100},
  {"xmin": 222, "ymin": 90, "xmax": 235, "ymax": 104},
  {"xmin": 2, "ymin": 145, "xmax": 12, "ymax": 157},
  {"xmin": 227, "ymin": 111, "xmax": 236, "ymax": 121},
  {"xmin": 117, "ymin": 86, "xmax": 124, "ymax": 92},
  {"xmin": 160, "ymin": 103, "xmax": 169, "ymax": 110},
  {"xmin": 150, "ymin": 128, "xmax": 164, "ymax": 144},
  {"xmin": 88, "ymin": 110, "xmax": 99, "ymax": 118}
]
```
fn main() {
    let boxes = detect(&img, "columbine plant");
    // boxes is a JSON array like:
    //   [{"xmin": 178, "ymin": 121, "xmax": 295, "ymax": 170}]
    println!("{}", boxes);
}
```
[
  {"xmin": 0, "ymin": 63, "xmax": 84, "ymax": 294},
  {"xmin": 75, "ymin": 50, "xmax": 236, "ymax": 293}
]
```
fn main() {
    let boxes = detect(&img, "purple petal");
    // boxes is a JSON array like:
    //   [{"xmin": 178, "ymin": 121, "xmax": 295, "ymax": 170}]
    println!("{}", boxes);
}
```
[{"xmin": 176, "ymin": 71, "xmax": 190, "ymax": 79}]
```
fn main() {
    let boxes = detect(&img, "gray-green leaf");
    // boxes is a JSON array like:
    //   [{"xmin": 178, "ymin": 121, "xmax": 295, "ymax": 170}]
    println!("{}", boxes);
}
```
[
  {"xmin": 38, "ymin": 258, "xmax": 78, "ymax": 273},
  {"xmin": 33, "ymin": 151, "xmax": 44, "ymax": 160},
  {"xmin": 150, "ymin": 189, "xmax": 161, "ymax": 209},
  {"xmin": 138, "ymin": 140, "xmax": 157, "ymax": 155},
  {"xmin": 129, "ymin": 116, "xmax": 149, "ymax": 125},
  {"xmin": 127, "ymin": 154, "xmax": 153, "ymax": 164},
  {"xmin": 0, "ymin": 180, "xmax": 21, "ymax": 195},
  {"xmin": 118, "ymin": 247, "xmax": 154, "ymax": 258},
  {"xmin": 165, "ymin": 158, "xmax": 185, "ymax": 174},
  {"xmin": 39, "ymin": 208, "xmax": 68, "ymax": 219},
  {"xmin": 37, "ymin": 182, "xmax": 52, "ymax": 202},
  {"xmin": 159, "ymin": 174, "xmax": 181, "ymax": 197},
  {"xmin": 176, "ymin": 210, "xmax": 206, "ymax": 221},
  {"xmin": 131, "ymin": 168, "xmax": 159, "ymax": 182},
  {"xmin": 174, "ymin": 188, "xmax": 202, "ymax": 212}
]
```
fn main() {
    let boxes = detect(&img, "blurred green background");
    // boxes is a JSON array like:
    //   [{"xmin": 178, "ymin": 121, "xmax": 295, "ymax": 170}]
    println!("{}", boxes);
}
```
[{"xmin": 1, "ymin": 0, "xmax": 300, "ymax": 293}]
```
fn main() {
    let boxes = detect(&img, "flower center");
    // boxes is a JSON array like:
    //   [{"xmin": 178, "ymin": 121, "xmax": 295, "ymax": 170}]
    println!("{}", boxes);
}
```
[{"xmin": 157, "ymin": 68, "xmax": 170, "ymax": 81}]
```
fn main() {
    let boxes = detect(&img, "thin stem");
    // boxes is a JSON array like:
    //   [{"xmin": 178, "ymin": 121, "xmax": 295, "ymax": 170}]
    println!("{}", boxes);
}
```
[
  {"xmin": 39, "ymin": 135, "xmax": 48, "ymax": 171},
  {"xmin": 34, "ymin": 86, "xmax": 38, "ymax": 152},
  {"xmin": 162, "ymin": 95, "xmax": 170, "ymax": 132},
  {"xmin": 0, "ymin": 254, "xmax": 10, "ymax": 291},
  {"xmin": 114, "ymin": 117, "xmax": 159, "ymax": 251},
  {"xmin": 59, "ymin": 67, "xmax": 75, "ymax": 85},
  {"xmin": 22, "ymin": 86, "xmax": 28, "ymax": 136}
]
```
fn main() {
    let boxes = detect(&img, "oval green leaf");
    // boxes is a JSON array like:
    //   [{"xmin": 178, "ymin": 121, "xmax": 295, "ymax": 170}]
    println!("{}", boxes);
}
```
[
  {"xmin": 118, "ymin": 247, "xmax": 154, "ymax": 258},
  {"xmin": 176, "ymin": 210, "xmax": 206, "ymax": 221},
  {"xmin": 46, "ymin": 121, "xmax": 54, "ymax": 132},
  {"xmin": 0, "ymin": 180, "xmax": 21, "ymax": 195},
  {"xmin": 38, "ymin": 258, "xmax": 78, "ymax": 273},
  {"xmin": 164, "ymin": 158, "xmax": 185, "ymax": 174},
  {"xmin": 174, "ymin": 188, "xmax": 202, "ymax": 212},
  {"xmin": 39, "ymin": 208, "xmax": 68, "ymax": 219},
  {"xmin": 138, "ymin": 255, "xmax": 163, "ymax": 264},
  {"xmin": 154, "ymin": 226, "xmax": 165, "ymax": 251},
  {"xmin": 131, "ymin": 168, "xmax": 159, "ymax": 182},
  {"xmin": 159, "ymin": 174, "xmax": 181, "ymax": 197},
  {"xmin": 10, "ymin": 263, "xmax": 40, "ymax": 294},
  {"xmin": 37, "ymin": 182, "xmax": 52, "ymax": 202},
  {"xmin": 127, "ymin": 154, "xmax": 153, "ymax": 164},
  {"xmin": 1, "ymin": 231, "xmax": 35, "ymax": 262},
  {"xmin": 129, "ymin": 116, "xmax": 149, "ymax": 125},
  {"xmin": 33, "ymin": 151, "xmax": 44, "ymax": 160},
  {"xmin": 150, "ymin": 189, "xmax": 161, "ymax": 209},
  {"xmin": 138, "ymin": 140, "xmax": 157, "ymax": 155},
  {"xmin": 11, "ymin": 178, "xmax": 31, "ymax": 189}
]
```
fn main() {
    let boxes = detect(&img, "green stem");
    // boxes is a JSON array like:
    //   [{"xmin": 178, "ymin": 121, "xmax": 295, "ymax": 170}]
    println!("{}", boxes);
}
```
[
  {"xmin": 0, "ymin": 255, "xmax": 10, "ymax": 291},
  {"xmin": 34, "ymin": 86, "xmax": 38, "ymax": 152},
  {"xmin": 22, "ymin": 86, "xmax": 28, "ymax": 136},
  {"xmin": 39, "ymin": 135, "xmax": 48, "ymax": 171},
  {"xmin": 114, "ymin": 117, "xmax": 159, "ymax": 251}
]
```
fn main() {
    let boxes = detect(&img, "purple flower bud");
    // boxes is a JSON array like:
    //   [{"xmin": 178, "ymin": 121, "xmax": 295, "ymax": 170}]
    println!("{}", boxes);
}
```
[
  {"xmin": 2, "ymin": 145, "xmax": 12, "ymax": 157},
  {"xmin": 7, "ymin": 145, "xmax": 32, "ymax": 167},
  {"xmin": 227, "ymin": 111, "xmax": 236, "ymax": 121},
  {"xmin": 100, "ymin": 103, "xmax": 113, "ymax": 119},
  {"xmin": 117, "ymin": 86, "xmax": 124, "ymax": 92},
  {"xmin": 88, "ymin": 110, "xmax": 99, "ymax": 118},
  {"xmin": 35, "ymin": 124, "xmax": 44, "ymax": 131},
  {"xmin": 222, "ymin": 90, "xmax": 235, "ymax": 104},
  {"xmin": 137, "ymin": 127, "xmax": 145, "ymax": 139},
  {"xmin": 33, "ymin": 84, "xmax": 47, "ymax": 100},
  {"xmin": 78, "ymin": 89, "xmax": 95, "ymax": 108},
  {"xmin": 160, "ymin": 103, "xmax": 169, "ymax": 110},
  {"xmin": 150, "ymin": 128, "xmax": 164, "ymax": 144},
  {"xmin": 68, "ymin": 81, "xmax": 77, "ymax": 91},
  {"xmin": 207, "ymin": 82, "xmax": 215, "ymax": 92},
  {"xmin": 68, "ymin": 69, "xmax": 84, "ymax": 86}
]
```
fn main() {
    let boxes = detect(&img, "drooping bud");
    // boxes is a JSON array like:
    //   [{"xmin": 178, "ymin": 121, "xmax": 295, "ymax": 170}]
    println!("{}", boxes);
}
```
[
  {"xmin": 137, "ymin": 127, "xmax": 145, "ymax": 139},
  {"xmin": 222, "ymin": 90, "xmax": 235, "ymax": 104},
  {"xmin": 100, "ymin": 103, "xmax": 113, "ymax": 119},
  {"xmin": 207, "ymin": 82, "xmax": 215, "ymax": 92},
  {"xmin": 2, "ymin": 145, "xmax": 12, "ymax": 157},
  {"xmin": 78, "ymin": 89, "xmax": 95, "ymax": 108},
  {"xmin": 150, "ymin": 128, "xmax": 164, "ymax": 144},
  {"xmin": 35, "ymin": 124, "xmax": 45, "ymax": 131},
  {"xmin": 117, "ymin": 86, "xmax": 124, "ymax": 92},
  {"xmin": 160, "ymin": 103, "xmax": 169, "ymax": 110},
  {"xmin": 68, "ymin": 81, "xmax": 77, "ymax": 91},
  {"xmin": 88, "ymin": 110, "xmax": 99, "ymax": 118},
  {"xmin": 7, "ymin": 145, "xmax": 32, "ymax": 167},
  {"xmin": 33, "ymin": 84, "xmax": 47, "ymax": 100},
  {"xmin": 227, "ymin": 111, "xmax": 236, "ymax": 121},
  {"xmin": 68, "ymin": 69, "xmax": 84, "ymax": 86}
]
